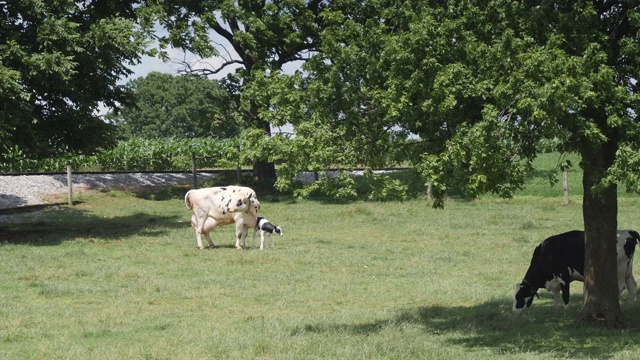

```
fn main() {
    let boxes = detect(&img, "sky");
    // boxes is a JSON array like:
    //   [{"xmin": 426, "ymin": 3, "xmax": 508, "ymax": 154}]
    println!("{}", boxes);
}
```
[
  {"xmin": 125, "ymin": 47, "xmax": 302, "ymax": 82},
  {"xmin": 124, "ymin": 48, "xmax": 239, "ymax": 82},
  {"xmin": 125, "ymin": 53, "xmax": 187, "ymax": 80}
]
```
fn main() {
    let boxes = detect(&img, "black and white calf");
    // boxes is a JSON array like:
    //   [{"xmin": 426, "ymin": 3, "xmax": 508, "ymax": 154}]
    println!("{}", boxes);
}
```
[
  {"xmin": 513, "ymin": 230, "xmax": 639, "ymax": 314},
  {"xmin": 252, "ymin": 216, "xmax": 283, "ymax": 250}
]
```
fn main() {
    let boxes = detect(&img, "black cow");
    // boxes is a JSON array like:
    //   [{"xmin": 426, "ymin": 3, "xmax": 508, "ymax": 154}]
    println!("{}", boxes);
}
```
[{"xmin": 513, "ymin": 230, "xmax": 639, "ymax": 314}]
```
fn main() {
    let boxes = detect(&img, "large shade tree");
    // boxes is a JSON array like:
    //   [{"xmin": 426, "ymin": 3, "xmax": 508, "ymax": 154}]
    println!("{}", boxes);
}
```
[
  {"xmin": 0, "ymin": 0, "xmax": 150, "ymax": 161},
  {"xmin": 255, "ymin": 1, "xmax": 640, "ymax": 327}
]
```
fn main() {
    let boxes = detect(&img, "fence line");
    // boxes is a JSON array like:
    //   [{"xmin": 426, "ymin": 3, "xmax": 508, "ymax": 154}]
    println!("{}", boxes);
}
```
[{"xmin": 4, "ymin": 156, "xmax": 576, "ymax": 207}]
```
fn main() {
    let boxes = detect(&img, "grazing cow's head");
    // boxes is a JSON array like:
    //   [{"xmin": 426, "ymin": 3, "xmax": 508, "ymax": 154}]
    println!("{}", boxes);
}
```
[{"xmin": 513, "ymin": 282, "xmax": 538, "ymax": 314}]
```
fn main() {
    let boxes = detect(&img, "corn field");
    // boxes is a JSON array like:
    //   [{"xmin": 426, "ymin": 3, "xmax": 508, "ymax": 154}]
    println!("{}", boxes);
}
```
[{"xmin": 1, "ymin": 137, "xmax": 240, "ymax": 173}]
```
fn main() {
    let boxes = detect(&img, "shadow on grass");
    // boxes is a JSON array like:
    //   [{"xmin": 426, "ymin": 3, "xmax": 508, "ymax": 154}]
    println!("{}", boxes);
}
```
[
  {"xmin": 128, "ymin": 183, "xmax": 301, "ymax": 204},
  {"xmin": 0, "ymin": 206, "xmax": 186, "ymax": 246},
  {"xmin": 525, "ymin": 168, "xmax": 558, "ymax": 183},
  {"xmin": 126, "ymin": 185, "xmax": 191, "ymax": 201},
  {"xmin": 123, "ymin": 174, "xmax": 424, "ymax": 206},
  {"xmin": 292, "ymin": 296, "xmax": 640, "ymax": 358}
]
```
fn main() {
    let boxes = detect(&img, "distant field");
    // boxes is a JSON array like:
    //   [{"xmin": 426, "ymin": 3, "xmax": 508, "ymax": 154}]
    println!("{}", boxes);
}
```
[
  {"xmin": 514, "ymin": 152, "xmax": 637, "ymax": 199},
  {"xmin": 2, "ymin": 156, "xmax": 640, "ymax": 359},
  {"xmin": 514, "ymin": 152, "xmax": 582, "ymax": 198}
]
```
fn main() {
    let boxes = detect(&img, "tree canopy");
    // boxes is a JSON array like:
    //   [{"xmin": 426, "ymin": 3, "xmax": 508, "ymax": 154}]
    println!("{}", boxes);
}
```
[
  {"xmin": 107, "ymin": 72, "xmax": 240, "ymax": 139},
  {"xmin": 0, "ymin": 0, "xmax": 149, "ymax": 160},
  {"xmin": 243, "ymin": 1, "xmax": 640, "ymax": 327}
]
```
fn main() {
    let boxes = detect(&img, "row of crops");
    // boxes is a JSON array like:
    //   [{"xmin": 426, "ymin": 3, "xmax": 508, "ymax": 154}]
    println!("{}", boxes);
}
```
[{"xmin": 0, "ymin": 137, "xmax": 242, "ymax": 173}]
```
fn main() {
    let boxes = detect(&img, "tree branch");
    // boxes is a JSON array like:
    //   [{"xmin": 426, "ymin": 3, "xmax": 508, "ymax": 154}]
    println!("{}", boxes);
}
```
[
  {"xmin": 176, "ymin": 58, "xmax": 244, "ymax": 76},
  {"xmin": 211, "ymin": 22, "xmax": 235, "ymax": 45}
]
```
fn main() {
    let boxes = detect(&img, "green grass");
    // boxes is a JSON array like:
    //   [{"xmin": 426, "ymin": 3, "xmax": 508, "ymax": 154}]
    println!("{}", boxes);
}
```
[{"xmin": 2, "ymin": 165, "xmax": 640, "ymax": 358}]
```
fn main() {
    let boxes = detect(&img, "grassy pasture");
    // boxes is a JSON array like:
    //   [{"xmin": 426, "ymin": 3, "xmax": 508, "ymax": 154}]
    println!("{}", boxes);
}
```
[{"xmin": 3, "ymin": 156, "xmax": 640, "ymax": 359}]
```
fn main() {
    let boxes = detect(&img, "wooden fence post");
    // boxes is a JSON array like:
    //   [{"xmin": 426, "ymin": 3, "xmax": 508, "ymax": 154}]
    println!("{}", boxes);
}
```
[
  {"xmin": 563, "ymin": 170, "xmax": 569, "ymax": 205},
  {"xmin": 236, "ymin": 145, "xmax": 242, "ymax": 183},
  {"xmin": 191, "ymin": 152, "xmax": 198, "ymax": 189},
  {"xmin": 67, "ymin": 164, "xmax": 73, "ymax": 206}
]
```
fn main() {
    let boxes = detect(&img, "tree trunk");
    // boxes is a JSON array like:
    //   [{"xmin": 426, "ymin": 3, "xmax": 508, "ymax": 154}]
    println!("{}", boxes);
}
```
[
  {"xmin": 579, "ymin": 139, "xmax": 623, "ymax": 328},
  {"xmin": 253, "ymin": 159, "xmax": 277, "ymax": 182},
  {"xmin": 252, "ymin": 118, "xmax": 277, "ymax": 183}
]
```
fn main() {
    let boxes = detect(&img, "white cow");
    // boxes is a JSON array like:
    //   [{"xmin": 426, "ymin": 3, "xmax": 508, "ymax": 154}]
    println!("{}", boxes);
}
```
[{"xmin": 185, "ymin": 186, "xmax": 260, "ymax": 250}]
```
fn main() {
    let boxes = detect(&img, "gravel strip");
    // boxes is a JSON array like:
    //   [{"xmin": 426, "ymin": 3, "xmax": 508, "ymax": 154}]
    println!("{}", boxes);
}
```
[
  {"xmin": 0, "ymin": 172, "xmax": 217, "ymax": 210},
  {"xmin": 0, "ymin": 169, "xmax": 396, "ymax": 211}
]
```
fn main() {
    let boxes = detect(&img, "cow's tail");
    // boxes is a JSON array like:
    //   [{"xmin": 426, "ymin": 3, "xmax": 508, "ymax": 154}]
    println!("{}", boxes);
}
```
[{"xmin": 185, "ymin": 190, "xmax": 193, "ymax": 210}]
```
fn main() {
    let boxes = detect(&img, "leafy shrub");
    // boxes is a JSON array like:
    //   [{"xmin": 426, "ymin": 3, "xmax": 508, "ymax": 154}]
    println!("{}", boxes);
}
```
[
  {"xmin": 293, "ymin": 171, "xmax": 358, "ymax": 199},
  {"xmin": 363, "ymin": 169, "xmax": 426, "ymax": 202},
  {"xmin": 367, "ymin": 176, "xmax": 410, "ymax": 202}
]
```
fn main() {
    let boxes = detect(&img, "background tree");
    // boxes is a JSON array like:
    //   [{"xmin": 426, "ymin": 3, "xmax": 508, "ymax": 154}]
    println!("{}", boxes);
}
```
[
  {"xmin": 257, "ymin": 1, "xmax": 640, "ymax": 327},
  {"xmin": 106, "ymin": 72, "xmax": 240, "ymax": 139},
  {"xmin": 241, "ymin": 2, "xmax": 418, "ymax": 193},
  {"xmin": 146, "ymin": 0, "xmax": 329, "ymax": 182},
  {"xmin": 0, "ymin": 0, "xmax": 150, "ymax": 161}
]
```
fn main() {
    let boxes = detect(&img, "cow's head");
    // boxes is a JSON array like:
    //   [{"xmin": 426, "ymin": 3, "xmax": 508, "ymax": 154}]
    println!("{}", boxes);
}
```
[
  {"xmin": 230, "ymin": 194, "xmax": 260, "ymax": 214},
  {"xmin": 227, "ymin": 195, "xmax": 251, "ymax": 213},
  {"xmin": 235, "ymin": 198, "xmax": 245, "ymax": 209},
  {"xmin": 513, "ymin": 281, "xmax": 538, "ymax": 314},
  {"xmin": 246, "ymin": 196, "xmax": 260, "ymax": 213}
]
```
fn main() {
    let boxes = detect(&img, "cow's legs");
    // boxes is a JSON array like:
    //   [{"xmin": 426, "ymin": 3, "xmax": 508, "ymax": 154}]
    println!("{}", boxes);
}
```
[
  {"xmin": 544, "ymin": 277, "xmax": 563, "ymax": 308},
  {"xmin": 625, "ymin": 271, "xmax": 637, "ymax": 304},
  {"xmin": 235, "ymin": 222, "xmax": 247, "ymax": 250},
  {"xmin": 560, "ymin": 276, "xmax": 571, "ymax": 308},
  {"xmin": 546, "ymin": 274, "xmax": 571, "ymax": 308},
  {"xmin": 204, "ymin": 231, "xmax": 215, "ymax": 248},
  {"xmin": 241, "ymin": 227, "xmax": 249, "ymax": 249},
  {"xmin": 195, "ymin": 218, "xmax": 206, "ymax": 250},
  {"xmin": 252, "ymin": 229, "xmax": 258, "ymax": 249},
  {"xmin": 193, "ymin": 212, "xmax": 217, "ymax": 250},
  {"xmin": 550, "ymin": 289, "xmax": 561, "ymax": 308}
]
